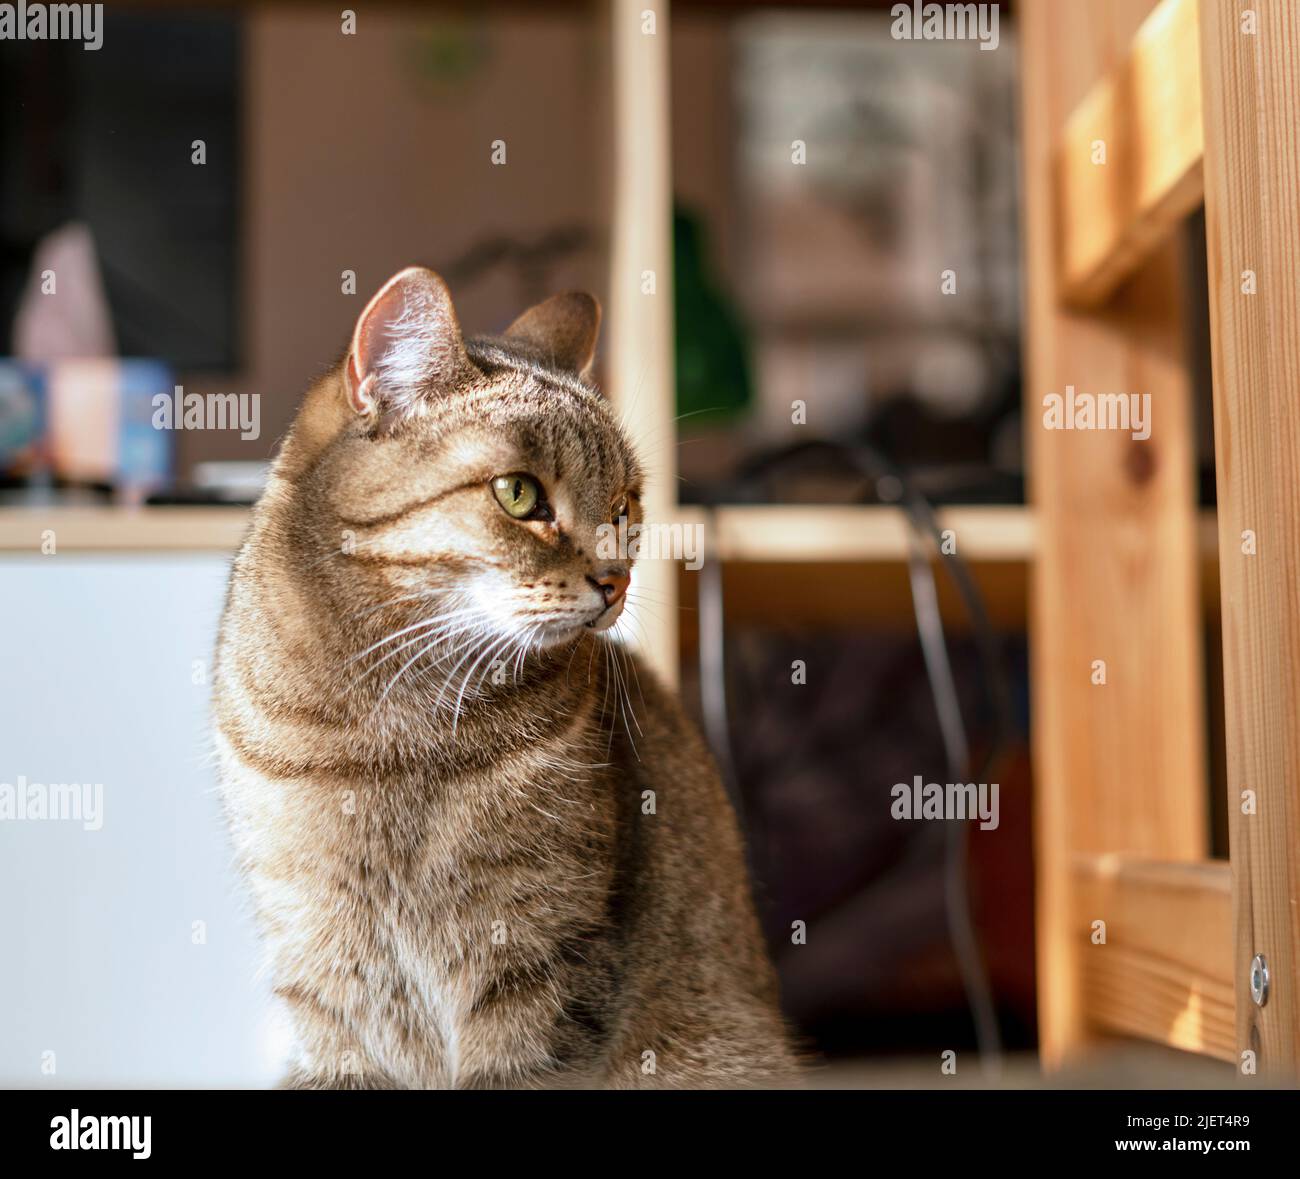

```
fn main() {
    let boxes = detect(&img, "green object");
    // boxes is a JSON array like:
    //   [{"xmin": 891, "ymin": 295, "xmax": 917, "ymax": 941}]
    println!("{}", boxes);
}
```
[
  {"xmin": 407, "ymin": 18, "xmax": 490, "ymax": 88},
  {"xmin": 674, "ymin": 207, "xmax": 752, "ymax": 423}
]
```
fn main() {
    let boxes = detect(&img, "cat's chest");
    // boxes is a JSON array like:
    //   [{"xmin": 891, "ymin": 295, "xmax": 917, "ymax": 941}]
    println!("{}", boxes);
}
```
[
  {"xmin": 374, "ymin": 764, "xmax": 615, "ymax": 923},
  {"xmin": 378, "ymin": 773, "xmax": 616, "ymax": 1086}
]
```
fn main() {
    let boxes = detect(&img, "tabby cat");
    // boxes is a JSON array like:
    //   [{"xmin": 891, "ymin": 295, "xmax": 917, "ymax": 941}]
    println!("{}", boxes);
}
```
[{"xmin": 213, "ymin": 267, "xmax": 794, "ymax": 1088}]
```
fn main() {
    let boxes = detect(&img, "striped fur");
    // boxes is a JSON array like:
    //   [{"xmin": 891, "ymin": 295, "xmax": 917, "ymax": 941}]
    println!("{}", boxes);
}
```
[{"xmin": 213, "ymin": 280, "xmax": 794, "ymax": 1089}]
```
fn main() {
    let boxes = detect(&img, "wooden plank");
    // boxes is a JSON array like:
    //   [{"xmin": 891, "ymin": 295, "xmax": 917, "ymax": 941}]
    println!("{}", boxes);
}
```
[
  {"xmin": 1020, "ymin": 0, "xmax": 1209, "ymax": 1069},
  {"xmin": 0, "ymin": 504, "xmax": 1027, "ymax": 560},
  {"xmin": 1075, "ymin": 856, "xmax": 1234, "ymax": 1062},
  {"xmin": 0, "ymin": 504, "xmax": 1033, "ymax": 560},
  {"xmin": 680, "ymin": 505, "xmax": 1034, "ymax": 563},
  {"xmin": 1056, "ymin": 0, "xmax": 1205, "ymax": 307},
  {"xmin": 1199, "ymin": 0, "xmax": 1300, "ymax": 1078},
  {"xmin": 0, "ymin": 502, "xmax": 1155, "ymax": 562},
  {"xmin": 605, "ymin": 0, "xmax": 678, "ymax": 685},
  {"xmin": 0, "ymin": 507, "xmax": 251, "ymax": 552}
]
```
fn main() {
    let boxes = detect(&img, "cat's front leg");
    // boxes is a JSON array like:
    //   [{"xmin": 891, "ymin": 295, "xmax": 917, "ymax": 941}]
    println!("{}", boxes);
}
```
[
  {"xmin": 272, "ymin": 982, "xmax": 407, "ymax": 1090},
  {"xmin": 279, "ymin": 1065, "xmax": 399, "ymax": 1090}
]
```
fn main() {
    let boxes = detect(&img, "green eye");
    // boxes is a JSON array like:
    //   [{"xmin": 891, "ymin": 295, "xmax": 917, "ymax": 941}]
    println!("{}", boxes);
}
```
[{"xmin": 492, "ymin": 474, "xmax": 541, "ymax": 519}]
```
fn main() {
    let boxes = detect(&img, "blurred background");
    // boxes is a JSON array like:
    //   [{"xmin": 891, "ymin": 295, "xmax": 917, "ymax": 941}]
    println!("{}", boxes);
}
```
[{"xmin": 0, "ymin": 1, "xmax": 1229, "ymax": 1087}]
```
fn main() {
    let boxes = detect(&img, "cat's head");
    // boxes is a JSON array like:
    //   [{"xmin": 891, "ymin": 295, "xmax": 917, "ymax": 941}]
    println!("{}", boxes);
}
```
[{"xmin": 298, "ymin": 267, "xmax": 643, "ymax": 668}]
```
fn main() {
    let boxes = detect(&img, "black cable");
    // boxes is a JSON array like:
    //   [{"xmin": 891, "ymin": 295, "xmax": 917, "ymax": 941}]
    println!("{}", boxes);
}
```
[
  {"xmin": 902, "ymin": 517, "xmax": 1004, "ymax": 1075},
  {"xmin": 696, "ymin": 438, "xmax": 1010, "ymax": 1072}
]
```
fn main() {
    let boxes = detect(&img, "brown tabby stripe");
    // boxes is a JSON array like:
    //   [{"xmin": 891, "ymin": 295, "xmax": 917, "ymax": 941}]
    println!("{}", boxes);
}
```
[{"xmin": 214, "ymin": 274, "xmax": 795, "ymax": 1089}]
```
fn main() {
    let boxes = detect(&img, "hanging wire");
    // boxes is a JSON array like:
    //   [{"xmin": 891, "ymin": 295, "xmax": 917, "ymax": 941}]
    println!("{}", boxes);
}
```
[
  {"xmin": 696, "ymin": 438, "xmax": 1008, "ymax": 1075},
  {"xmin": 904, "ymin": 523, "xmax": 1004, "ymax": 1076}
]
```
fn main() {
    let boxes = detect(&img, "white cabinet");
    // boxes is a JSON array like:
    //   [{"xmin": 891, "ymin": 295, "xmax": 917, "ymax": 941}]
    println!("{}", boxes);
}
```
[{"xmin": 0, "ymin": 555, "xmax": 277, "ymax": 1087}]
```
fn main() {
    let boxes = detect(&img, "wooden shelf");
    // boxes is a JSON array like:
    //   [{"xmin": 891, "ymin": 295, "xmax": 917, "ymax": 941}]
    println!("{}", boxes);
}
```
[
  {"xmin": 0, "ymin": 506, "xmax": 250, "ymax": 553},
  {"xmin": 679, "ymin": 504, "xmax": 1033, "ymax": 563},
  {"xmin": 0, "ymin": 503, "xmax": 1223, "ymax": 569},
  {"xmin": 1073, "ymin": 854, "xmax": 1234, "ymax": 1063},
  {"xmin": 0, "ymin": 503, "xmax": 1034, "ymax": 560}
]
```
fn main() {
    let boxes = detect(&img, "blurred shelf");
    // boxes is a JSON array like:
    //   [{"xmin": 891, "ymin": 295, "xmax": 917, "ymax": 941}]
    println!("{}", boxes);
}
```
[
  {"xmin": 0, "ymin": 506, "xmax": 250, "ymax": 552},
  {"xmin": 0, "ymin": 503, "xmax": 1033, "ymax": 559},
  {"xmin": 678, "ymin": 504, "xmax": 1034, "ymax": 563},
  {"xmin": 672, "ymin": 506, "xmax": 1033, "ymax": 635},
  {"xmin": 0, "ymin": 504, "xmax": 1221, "ymax": 637},
  {"xmin": 0, "ymin": 503, "xmax": 1221, "ymax": 566},
  {"xmin": 675, "ymin": 506, "xmax": 1221, "ymax": 635}
]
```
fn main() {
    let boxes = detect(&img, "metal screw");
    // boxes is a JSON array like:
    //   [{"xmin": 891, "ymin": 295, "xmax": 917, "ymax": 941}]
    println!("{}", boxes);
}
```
[{"xmin": 1249, "ymin": 953, "xmax": 1270, "ymax": 1007}]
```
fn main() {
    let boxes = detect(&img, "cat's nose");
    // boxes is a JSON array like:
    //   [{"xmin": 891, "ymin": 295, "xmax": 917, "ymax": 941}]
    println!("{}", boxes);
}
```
[{"xmin": 589, "ymin": 569, "xmax": 630, "ymax": 607}]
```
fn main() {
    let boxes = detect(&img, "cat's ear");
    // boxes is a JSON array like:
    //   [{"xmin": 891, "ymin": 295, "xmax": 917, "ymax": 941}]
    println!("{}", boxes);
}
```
[
  {"xmin": 504, "ymin": 292, "xmax": 601, "ymax": 378},
  {"xmin": 346, "ymin": 267, "xmax": 475, "ymax": 421}
]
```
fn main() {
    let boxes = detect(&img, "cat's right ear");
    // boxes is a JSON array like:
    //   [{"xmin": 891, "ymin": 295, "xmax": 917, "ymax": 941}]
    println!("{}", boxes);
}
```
[{"xmin": 346, "ymin": 267, "xmax": 474, "ymax": 422}]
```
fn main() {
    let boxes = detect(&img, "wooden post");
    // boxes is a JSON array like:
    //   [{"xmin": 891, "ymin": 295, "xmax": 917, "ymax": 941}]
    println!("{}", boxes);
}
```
[
  {"xmin": 606, "ymin": 0, "xmax": 678, "ymax": 685},
  {"xmin": 1020, "ymin": 0, "xmax": 1209, "ymax": 1067},
  {"xmin": 1199, "ymin": 0, "xmax": 1300, "ymax": 1078}
]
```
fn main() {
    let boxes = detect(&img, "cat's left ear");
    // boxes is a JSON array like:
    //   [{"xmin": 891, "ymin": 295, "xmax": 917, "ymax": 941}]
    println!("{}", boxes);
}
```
[
  {"xmin": 346, "ymin": 266, "xmax": 476, "ymax": 422},
  {"xmin": 504, "ymin": 292, "xmax": 601, "ymax": 379}
]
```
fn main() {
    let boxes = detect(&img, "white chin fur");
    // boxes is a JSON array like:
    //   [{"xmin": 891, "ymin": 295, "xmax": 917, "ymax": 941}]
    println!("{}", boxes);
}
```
[
  {"xmin": 585, "ymin": 601, "xmax": 624, "ymax": 633},
  {"xmin": 523, "ymin": 602, "xmax": 624, "ymax": 651}
]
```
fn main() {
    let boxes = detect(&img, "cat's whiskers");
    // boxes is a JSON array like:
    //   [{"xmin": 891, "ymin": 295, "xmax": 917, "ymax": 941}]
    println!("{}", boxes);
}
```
[
  {"xmin": 611, "ymin": 623, "xmax": 649, "ymax": 716},
  {"xmin": 354, "ymin": 618, "xmax": 486, "ymax": 691},
  {"xmin": 450, "ymin": 630, "xmax": 520, "ymax": 733},
  {"xmin": 510, "ymin": 621, "xmax": 544, "ymax": 684},
  {"xmin": 378, "ymin": 606, "xmax": 495, "ymax": 709},
  {"xmin": 610, "ymin": 641, "xmax": 642, "ymax": 759},
  {"xmin": 348, "ymin": 606, "xmax": 469, "ymax": 667},
  {"xmin": 596, "ymin": 639, "xmax": 614, "ymax": 736},
  {"xmin": 375, "ymin": 634, "xmax": 447, "ymax": 708},
  {"xmin": 431, "ymin": 627, "xmax": 499, "ymax": 716},
  {"xmin": 585, "ymin": 633, "xmax": 603, "ymax": 704},
  {"xmin": 622, "ymin": 584, "xmax": 685, "ymax": 609},
  {"xmin": 602, "ymin": 640, "xmax": 629, "ymax": 759},
  {"xmin": 348, "ymin": 605, "xmax": 487, "ymax": 691},
  {"xmin": 561, "ymin": 631, "xmax": 585, "ymax": 683},
  {"xmin": 621, "ymin": 588, "xmax": 675, "ymax": 628},
  {"xmin": 510, "ymin": 630, "xmax": 530, "ymax": 684},
  {"xmin": 345, "ymin": 591, "xmax": 438, "ymax": 622}
]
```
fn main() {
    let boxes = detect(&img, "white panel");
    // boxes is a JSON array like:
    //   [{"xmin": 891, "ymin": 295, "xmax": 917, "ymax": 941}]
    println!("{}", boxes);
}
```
[{"xmin": 0, "ymin": 555, "xmax": 278, "ymax": 1088}]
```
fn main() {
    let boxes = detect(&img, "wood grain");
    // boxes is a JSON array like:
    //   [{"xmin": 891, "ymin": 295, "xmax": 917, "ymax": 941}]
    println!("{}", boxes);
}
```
[
  {"xmin": 605, "ymin": 0, "xmax": 679, "ymax": 685},
  {"xmin": 1020, "ymin": 0, "xmax": 1209, "ymax": 1068},
  {"xmin": 1199, "ymin": 0, "xmax": 1300, "ymax": 1078},
  {"xmin": 681, "ymin": 504, "xmax": 1034, "ymax": 563},
  {"xmin": 0, "ymin": 504, "xmax": 1032, "ymax": 559},
  {"xmin": 1075, "ymin": 855, "xmax": 1234, "ymax": 1061},
  {"xmin": 1056, "ymin": 0, "xmax": 1205, "ymax": 307},
  {"xmin": 0, "ymin": 507, "xmax": 250, "ymax": 552}
]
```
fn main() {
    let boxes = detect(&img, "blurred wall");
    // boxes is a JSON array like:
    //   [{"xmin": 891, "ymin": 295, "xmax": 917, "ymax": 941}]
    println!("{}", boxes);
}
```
[
  {"xmin": 180, "ymin": 5, "xmax": 608, "ymax": 472},
  {"xmin": 670, "ymin": 14, "xmax": 736, "ymax": 284}
]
